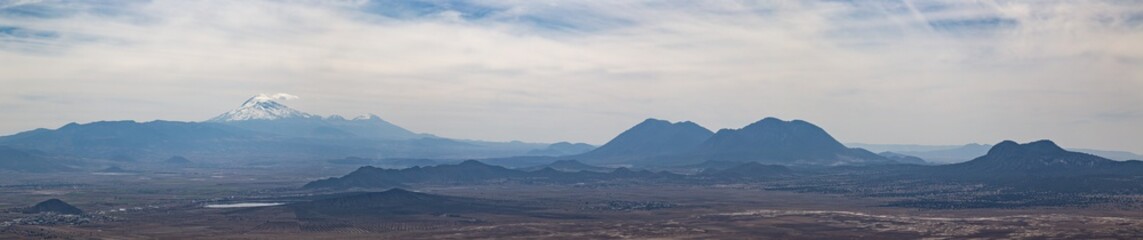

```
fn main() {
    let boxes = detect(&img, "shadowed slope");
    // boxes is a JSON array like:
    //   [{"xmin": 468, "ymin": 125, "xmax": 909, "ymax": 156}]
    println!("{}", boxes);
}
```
[
  {"xmin": 674, "ymin": 117, "xmax": 892, "ymax": 166},
  {"xmin": 575, "ymin": 118, "xmax": 713, "ymax": 164}
]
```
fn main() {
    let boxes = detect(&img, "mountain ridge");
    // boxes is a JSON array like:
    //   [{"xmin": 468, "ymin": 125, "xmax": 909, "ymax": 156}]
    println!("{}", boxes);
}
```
[
  {"xmin": 304, "ymin": 160, "xmax": 681, "ymax": 189},
  {"xmin": 667, "ymin": 117, "xmax": 892, "ymax": 166},
  {"xmin": 929, "ymin": 140, "xmax": 1143, "ymax": 182},
  {"xmin": 574, "ymin": 118, "xmax": 714, "ymax": 164},
  {"xmin": 0, "ymin": 95, "xmax": 550, "ymax": 164},
  {"xmin": 851, "ymin": 142, "xmax": 1143, "ymax": 163}
]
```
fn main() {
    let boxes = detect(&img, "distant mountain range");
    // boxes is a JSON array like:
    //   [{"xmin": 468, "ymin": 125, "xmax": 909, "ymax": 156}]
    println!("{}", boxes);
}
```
[
  {"xmin": 524, "ymin": 142, "xmax": 595, "ymax": 156},
  {"xmin": 306, "ymin": 158, "xmax": 816, "ymax": 190},
  {"xmin": 0, "ymin": 146, "xmax": 76, "ymax": 172},
  {"xmin": 562, "ymin": 117, "xmax": 897, "ymax": 167},
  {"xmin": 678, "ymin": 118, "xmax": 893, "ymax": 166},
  {"xmin": 936, "ymin": 140, "xmax": 1143, "ymax": 177},
  {"xmin": 850, "ymin": 143, "xmax": 1143, "ymax": 163},
  {"xmin": 304, "ymin": 160, "xmax": 680, "ymax": 189},
  {"xmin": 0, "ymin": 94, "xmax": 552, "ymax": 168},
  {"xmin": 4, "ymin": 94, "xmax": 1139, "ymax": 171},
  {"xmin": 876, "ymin": 151, "xmax": 928, "ymax": 165},
  {"xmin": 310, "ymin": 139, "xmax": 1143, "ymax": 195},
  {"xmin": 891, "ymin": 140, "xmax": 1143, "ymax": 194},
  {"xmin": 520, "ymin": 159, "xmax": 612, "ymax": 173},
  {"xmin": 0, "ymin": 119, "xmax": 492, "ymax": 163}
]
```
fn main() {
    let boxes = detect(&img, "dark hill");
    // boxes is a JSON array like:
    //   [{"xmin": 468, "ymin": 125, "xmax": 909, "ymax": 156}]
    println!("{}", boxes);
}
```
[
  {"xmin": 24, "ymin": 199, "xmax": 83, "ymax": 215},
  {"xmin": 891, "ymin": 143, "xmax": 1143, "ymax": 164},
  {"xmin": 576, "ymin": 118, "xmax": 713, "ymax": 164},
  {"xmin": 521, "ymin": 159, "xmax": 612, "ymax": 173},
  {"xmin": 304, "ymin": 160, "xmax": 524, "ymax": 189},
  {"xmin": 918, "ymin": 140, "xmax": 1143, "ymax": 193},
  {"xmin": 677, "ymin": 118, "xmax": 891, "ymax": 166},
  {"xmin": 939, "ymin": 140, "xmax": 1137, "ymax": 177},
  {"xmin": 304, "ymin": 160, "xmax": 681, "ymax": 189}
]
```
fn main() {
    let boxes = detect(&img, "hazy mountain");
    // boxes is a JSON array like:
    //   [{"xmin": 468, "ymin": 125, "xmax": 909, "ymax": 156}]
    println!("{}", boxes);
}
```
[
  {"xmin": 845, "ymin": 143, "xmax": 961, "ymax": 153},
  {"xmin": 877, "ymin": 152, "xmax": 928, "ymax": 165},
  {"xmin": 525, "ymin": 142, "xmax": 595, "ymax": 156},
  {"xmin": 1070, "ymin": 148, "xmax": 1143, "ymax": 161},
  {"xmin": 853, "ymin": 143, "xmax": 1143, "ymax": 163},
  {"xmin": 23, "ymin": 199, "xmax": 83, "ymax": 215},
  {"xmin": 575, "ymin": 118, "xmax": 713, "ymax": 164},
  {"xmin": 327, "ymin": 114, "xmax": 429, "ymax": 140},
  {"xmin": 165, "ymin": 155, "xmax": 192, "ymax": 164},
  {"xmin": 326, "ymin": 157, "xmax": 440, "ymax": 169},
  {"xmin": 937, "ymin": 139, "xmax": 1143, "ymax": 177},
  {"xmin": 676, "ymin": 117, "xmax": 892, "ymax": 166},
  {"xmin": 0, "ymin": 146, "xmax": 74, "ymax": 172},
  {"xmin": 0, "ymin": 120, "xmax": 536, "ymax": 163},
  {"xmin": 217, "ymin": 115, "xmax": 426, "ymax": 140},
  {"xmin": 0, "ymin": 120, "xmax": 258, "ymax": 159},
  {"xmin": 477, "ymin": 118, "xmax": 708, "ymax": 168},
  {"xmin": 0, "ymin": 95, "xmax": 550, "ymax": 163},
  {"xmin": 918, "ymin": 140, "xmax": 1143, "ymax": 194},
  {"xmin": 896, "ymin": 143, "xmax": 994, "ymax": 164}
]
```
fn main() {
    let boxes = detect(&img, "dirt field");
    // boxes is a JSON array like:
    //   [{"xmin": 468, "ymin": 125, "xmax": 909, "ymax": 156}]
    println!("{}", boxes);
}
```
[{"xmin": 4, "ymin": 172, "xmax": 1143, "ymax": 239}]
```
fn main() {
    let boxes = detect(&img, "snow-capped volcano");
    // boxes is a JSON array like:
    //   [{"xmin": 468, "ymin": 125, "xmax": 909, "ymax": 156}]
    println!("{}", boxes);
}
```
[
  {"xmin": 204, "ymin": 94, "xmax": 425, "ymax": 139},
  {"xmin": 208, "ymin": 93, "xmax": 318, "ymax": 122}
]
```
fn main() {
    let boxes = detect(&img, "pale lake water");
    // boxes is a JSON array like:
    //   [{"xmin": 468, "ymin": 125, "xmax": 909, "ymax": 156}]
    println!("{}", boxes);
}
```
[{"xmin": 204, "ymin": 203, "xmax": 285, "ymax": 208}]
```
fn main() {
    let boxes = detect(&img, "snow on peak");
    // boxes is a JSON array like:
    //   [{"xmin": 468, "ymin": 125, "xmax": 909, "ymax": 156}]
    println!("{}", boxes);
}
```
[
  {"xmin": 241, "ymin": 93, "xmax": 299, "ymax": 107},
  {"xmin": 208, "ymin": 93, "xmax": 317, "ymax": 122},
  {"xmin": 352, "ymin": 114, "xmax": 382, "ymax": 121}
]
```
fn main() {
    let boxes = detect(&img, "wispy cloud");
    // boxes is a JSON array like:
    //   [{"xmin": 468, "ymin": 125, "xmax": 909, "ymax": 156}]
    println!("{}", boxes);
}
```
[{"xmin": 0, "ymin": 0, "xmax": 1140, "ymax": 152}]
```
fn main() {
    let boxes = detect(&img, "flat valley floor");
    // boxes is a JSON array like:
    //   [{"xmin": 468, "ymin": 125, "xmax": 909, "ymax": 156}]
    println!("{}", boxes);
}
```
[{"xmin": 3, "ymin": 168, "xmax": 1143, "ymax": 239}]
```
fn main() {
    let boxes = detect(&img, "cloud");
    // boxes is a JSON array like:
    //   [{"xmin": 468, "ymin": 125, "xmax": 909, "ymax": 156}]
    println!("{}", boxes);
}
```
[
  {"xmin": 262, "ymin": 93, "xmax": 299, "ymax": 101},
  {"xmin": 0, "ymin": 0, "xmax": 1140, "ymax": 153}
]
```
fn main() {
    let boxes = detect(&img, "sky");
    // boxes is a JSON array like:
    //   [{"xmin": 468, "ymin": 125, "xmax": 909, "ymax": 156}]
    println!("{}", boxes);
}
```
[{"xmin": 1, "ymin": 0, "xmax": 1141, "ymax": 153}]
